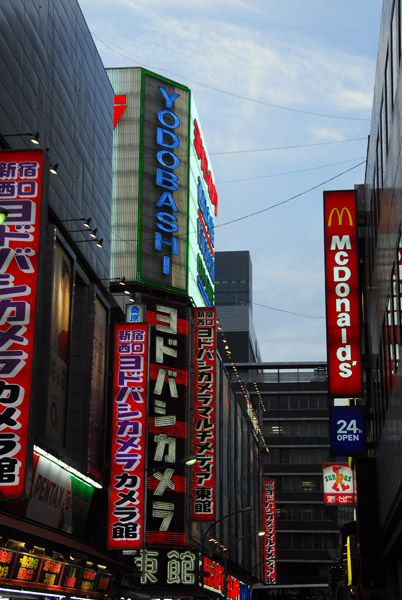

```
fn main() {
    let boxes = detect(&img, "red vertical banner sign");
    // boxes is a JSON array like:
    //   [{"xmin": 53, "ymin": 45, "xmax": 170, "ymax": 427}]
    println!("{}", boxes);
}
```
[
  {"xmin": 108, "ymin": 323, "xmax": 149, "ymax": 549},
  {"xmin": 193, "ymin": 308, "xmax": 216, "ymax": 521},
  {"xmin": 0, "ymin": 149, "xmax": 44, "ymax": 499},
  {"xmin": 145, "ymin": 297, "xmax": 190, "ymax": 545},
  {"xmin": 323, "ymin": 190, "xmax": 362, "ymax": 397},
  {"xmin": 263, "ymin": 479, "xmax": 276, "ymax": 584}
]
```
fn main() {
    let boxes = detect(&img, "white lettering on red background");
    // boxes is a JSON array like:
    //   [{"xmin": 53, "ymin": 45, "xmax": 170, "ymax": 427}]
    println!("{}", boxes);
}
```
[{"xmin": 324, "ymin": 191, "xmax": 362, "ymax": 397}]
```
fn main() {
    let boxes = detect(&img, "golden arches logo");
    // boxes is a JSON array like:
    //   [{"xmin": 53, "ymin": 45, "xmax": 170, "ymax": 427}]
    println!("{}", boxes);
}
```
[{"xmin": 328, "ymin": 206, "xmax": 353, "ymax": 227}]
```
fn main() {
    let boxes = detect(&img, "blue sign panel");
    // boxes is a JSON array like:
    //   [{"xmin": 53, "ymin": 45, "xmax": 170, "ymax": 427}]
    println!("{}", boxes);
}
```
[{"xmin": 330, "ymin": 406, "xmax": 366, "ymax": 456}]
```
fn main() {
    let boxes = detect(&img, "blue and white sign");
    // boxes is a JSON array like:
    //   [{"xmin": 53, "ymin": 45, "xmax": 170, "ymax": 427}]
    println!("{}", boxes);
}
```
[{"xmin": 330, "ymin": 406, "xmax": 366, "ymax": 456}]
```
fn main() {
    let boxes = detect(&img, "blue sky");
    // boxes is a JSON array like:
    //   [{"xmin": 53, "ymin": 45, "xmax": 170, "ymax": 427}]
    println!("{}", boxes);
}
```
[{"xmin": 79, "ymin": 0, "xmax": 383, "ymax": 362}]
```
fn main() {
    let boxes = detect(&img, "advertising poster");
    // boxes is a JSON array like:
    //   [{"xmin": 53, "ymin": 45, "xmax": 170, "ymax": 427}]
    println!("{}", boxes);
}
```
[{"xmin": 46, "ymin": 242, "xmax": 72, "ymax": 445}]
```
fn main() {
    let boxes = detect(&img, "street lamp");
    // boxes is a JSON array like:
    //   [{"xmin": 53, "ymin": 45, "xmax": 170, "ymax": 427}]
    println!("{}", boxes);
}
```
[
  {"xmin": 199, "ymin": 505, "xmax": 253, "ymax": 588},
  {"xmin": 147, "ymin": 455, "xmax": 197, "ymax": 477},
  {"xmin": 223, "ymin": 531, "xmax": 265, "ymax": 599}
]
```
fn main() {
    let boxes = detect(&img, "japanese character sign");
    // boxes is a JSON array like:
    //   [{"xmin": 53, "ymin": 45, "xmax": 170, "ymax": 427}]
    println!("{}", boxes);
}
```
[
  {"xmin": 263, "ymin": 479, "xmax": 276, "ymax": 584},
  {"xmin": 193, "ymin": 308, "xmax": 216, "ymax": 521},
  {"xmin": 322, "ymin": 462, "xmax": 355, "ymax": 505},
  {"xmin": 108, "ymin": 323, "xmax": 149, "ymax": 548},
  {"xmin": 0, "ymin": 150, "xmax": 44, "ymax": 499},
  {"xmin": 145, "ymin": 297, "xmax": 190, "ymax": 545}
]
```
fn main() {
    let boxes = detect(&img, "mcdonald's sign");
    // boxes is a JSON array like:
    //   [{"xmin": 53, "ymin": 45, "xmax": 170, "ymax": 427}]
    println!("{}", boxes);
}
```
[{"xmin": 323, "ymin": 190, "xmax": 362, "ymax": 397}]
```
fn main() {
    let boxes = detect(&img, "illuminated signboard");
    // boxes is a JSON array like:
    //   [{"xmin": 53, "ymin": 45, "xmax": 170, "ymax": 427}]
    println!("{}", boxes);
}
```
[
  {"xmin": 0, "ymin": 550, "xmax": 112, "ymax": 595},
  {"xmin": 202, "ymin": 556, "xmax": 250, "ymax": 600},
  {"xmin": 330, "ymin": 406, "xmax": 366, "ymax": 456},
  {"xmin": 0, "ymin": 549, "xmax": 17, "ymax": 580},
  {"xmin": 323, "ymin": 190, "xmax": 362, "ymax": 397},
  {"xmin": 108, "ymin": 323, "xmax": 149, "ymax": 549},
  {"xmin": 10, "ymin": 552, "xmax": 42, "ymax": 584},
  {"xmin": 24, "ymin": 451, "xmax": 94, "ymax": 535},
  {"xmin": 138, "ymin": 71, "xmax": 189, "ymax": 291},
  {"xmin": 133, "ymin": 548, "xmax": 196, "ymax": 586},
  {"xmin": 60, "ymin": 564, "xmax": 83, "ymax": 590},
  {"xmin": 108, "ymin": 68, "xmax": 217, "ymax": 307},
  {"xmin": 144, "ymin": 296, "xmax": 190, "ymax": 545},
  {"xmin": 323, "ymin": 462, "xmax": 355, "ymax": 505},
  {"xmin": 263, "ymin": 479, "xmax": 276, "ymax": 584},
  {"xmin": 193, "ymin": 308, "xmax": 216, "ymax": 521},
  {"xmin": 113, "ymin": 95, "xmax": 127, "ymax": 128},
  {"xmin": 0, "ymin": 149, "xmax": 45, "ymax": 499},
  {"xmin": 36, "ymin": 558, "xmax": 64, "ymax": 587},
  {"xmin": 188, "ymin": 100, "xmax": 216, "ymax": 307}
]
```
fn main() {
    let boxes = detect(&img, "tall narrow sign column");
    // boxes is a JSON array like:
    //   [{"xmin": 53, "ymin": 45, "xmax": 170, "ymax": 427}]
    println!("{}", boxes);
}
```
[
  {"xmin": 0, "ymin": 149, "xmax": 45, "ymax": 499},
  {"xmin": 108, "ymin": 323, "xmax": 149, "ymax": 549},
  {"xmin": 323, "ymin": 190, "xmax": 362, "ymax": 397},
  {"xmin": 193, "ymin": 308, "xmax": 216, "ymax": 521}
]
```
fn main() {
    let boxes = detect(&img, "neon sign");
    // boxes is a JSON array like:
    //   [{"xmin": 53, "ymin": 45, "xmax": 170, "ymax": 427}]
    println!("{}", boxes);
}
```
[
  {"xmin": 193, "ymin": 308, "xmax": 216, "ymax": 520},
  {"xmin": 323, "ymin": 190, "xmax": 362, "ymax": 396},
  {"xmin": 108, "ymin": 323, "xmax": 149, "ymax": 549},
  {"xmin": 0, "ymin": 149, "xmax": 44, "ymax": 499},
  {"xmin": 139, "ymin": 73, "xmax": 189, "ymax": 291},
  {"xmin": 194, "ymin": 119, "xmax": 218, "ymax": 216}
]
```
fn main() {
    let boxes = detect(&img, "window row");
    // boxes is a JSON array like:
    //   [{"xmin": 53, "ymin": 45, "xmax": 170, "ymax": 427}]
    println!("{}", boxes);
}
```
[
  {"xmin": 264, "ymin": 421, "xmax": 329, "ymax": 437},
  {"xmin": 262, "ymin": 396, "xmax": 328, "ymax": 410},
  {"xmin": 274, "ymin": 475, "xmax": 322, "ymax": 492},
  {"xmin": 276, "ymin": 504, "xmax": 336, "ymax": 521},
  {"xmin": 369, "ymin": 235, "xmax": 402, "ymax": 446},
  {"xmin": 276, "ymin": 533, "xmax": 340, "ymax": 551},
  {"xmin": 265, "ymin": 448, "xmax": 331, "ymax": 465}
]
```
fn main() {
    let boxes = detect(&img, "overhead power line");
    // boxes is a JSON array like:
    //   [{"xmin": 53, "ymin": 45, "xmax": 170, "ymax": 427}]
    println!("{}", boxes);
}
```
[
  {"xmin": 215, "ymin": 160, "xmax": 365, "ymax": 229},
  {"xmin": 92, "ymin": 33, "xmax": 371, "ymax": 122}
]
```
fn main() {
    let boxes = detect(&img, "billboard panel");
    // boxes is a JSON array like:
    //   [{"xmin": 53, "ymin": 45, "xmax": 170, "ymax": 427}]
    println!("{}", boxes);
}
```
[
  {"xmin": 323, "ymin": 462, "xmax": 355, "ymax": 505},
  {"xmin": 108, "ymin": 323, "xmax": 149, "ymax": 549},
  {"xmin": 323, "ymin": 190, "xmax": 362, "ymax": 397},
  {"xmin": 144, "ymin": 296, "xmax": 190, "ymax": 545},
  {"xmin": 139, "ymin": 71, "xmax": 190, "ymax": 292},
  {"xmin": 263, "ymin": 479, "xmax": 276, "ymax": 584},
  {"xmin": 188, "ymin": 100, "xmax": 216, "ymax": 307},
  {"xmin": 193, "ymin": 308, "xmax": 216, "ymax": 520},
  {"xmin": 330, "ymin": 406, "xmax": 366, "ymax": 456},
  {"xmin": 0, "ymin": 149, "xmax": 44, "ymax": 499}
]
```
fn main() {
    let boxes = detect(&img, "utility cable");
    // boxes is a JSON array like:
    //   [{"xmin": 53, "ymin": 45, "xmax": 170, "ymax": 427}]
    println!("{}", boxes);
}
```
[{"xmin": 91, "ymin": 32, "xmax": 371, "ymax": 122}]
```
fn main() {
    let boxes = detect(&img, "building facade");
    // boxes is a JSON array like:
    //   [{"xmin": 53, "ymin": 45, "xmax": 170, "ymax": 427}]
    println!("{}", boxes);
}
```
[
  {"xmin": 0, "ymin": 4, "xmax": 263, "ymax": 600},
  {"xmin": 229, "ymin": 363, "xmax": 353, "ymax": 600},
  {"xmin": 215, "ymin": 251, "xmax": 261, "ymax": 363},
  {"xmin": 359, "ymin": 0, "xmax": 402, "ymax": 597}
]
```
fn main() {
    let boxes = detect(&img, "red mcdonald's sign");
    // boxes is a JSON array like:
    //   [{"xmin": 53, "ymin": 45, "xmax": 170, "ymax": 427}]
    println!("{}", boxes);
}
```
[{"xmin": 323, "ymin": 190, "xmax": 362, "ymax": 397}]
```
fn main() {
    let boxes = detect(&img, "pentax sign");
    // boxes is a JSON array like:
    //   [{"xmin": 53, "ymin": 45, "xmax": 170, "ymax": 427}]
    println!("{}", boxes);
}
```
[
  {"xmin": 0, "ymin": 149, "xmax": 45, "ymax": 499},
  {"xmin": 323, "ymin": 190, "xmax": 362, "ymax": 397}
]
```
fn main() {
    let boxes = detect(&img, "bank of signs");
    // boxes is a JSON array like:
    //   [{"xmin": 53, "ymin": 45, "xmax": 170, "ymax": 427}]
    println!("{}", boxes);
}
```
[
  {"xmin": 111, "ymin": 69, "xmax": 216, "ymax": 308},
  {"xmin": 323, "ymin": 190, "xmax": 362, "ymax": 397}
]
